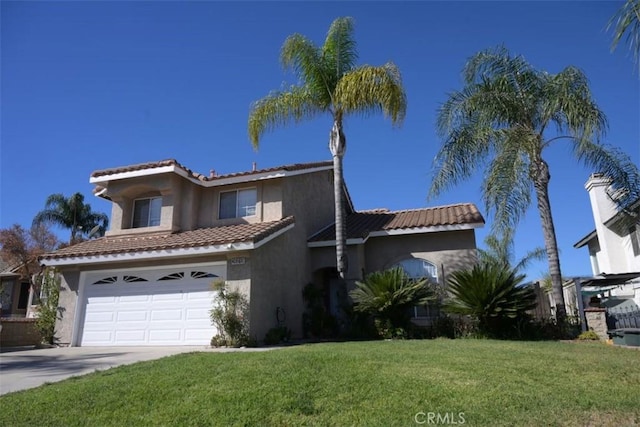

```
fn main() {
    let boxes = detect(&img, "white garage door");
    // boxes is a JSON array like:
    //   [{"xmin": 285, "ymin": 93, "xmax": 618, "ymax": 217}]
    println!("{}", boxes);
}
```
[{"xmin": 78, "ymin": 263, "xmax": 226, "ymax": 346}]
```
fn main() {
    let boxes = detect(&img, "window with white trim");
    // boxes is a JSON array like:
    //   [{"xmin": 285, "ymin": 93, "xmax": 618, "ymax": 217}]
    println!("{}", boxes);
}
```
[
  {"xmin": 394, "ymin": 258, "xmax": 439, "ymax": 319},
  {"xmin": 219, "ymin": 188, "xmax": 256, "ymax": 219},
  {"xmin": 132, "ymin": 197, "xmax": 162, "ymax": 228}
]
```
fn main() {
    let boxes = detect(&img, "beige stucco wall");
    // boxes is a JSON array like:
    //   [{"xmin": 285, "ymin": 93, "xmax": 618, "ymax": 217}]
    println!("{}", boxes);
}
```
[
  {"xmin": 179, "ymin": 178, "xmax": 200, "ymax": 231},
  {"xmin": 196, "ymin": 180, "xmax": 284, "ymax": 228},
  {"xmin": 310, "ymin": 245, "xmax": 366, "ymax": 282},
  {"xmin": 102, "ymin": 173, "xmax": 289, "ymax": 235},
  {"xmin": 100, "ymin": 170, "xmax": 330, "ymax": 238},
  {"xmin": 250, "ymin": 233, "xmax": 300, "ymax": 341},
  {"xmin": 105, "ymin": 174, "xmax": 185, "ymax": 236},
  {"xmin": 310, "ymin": 230, "xmax": 478, "ymax": 285},
  {"xmin": 248, "ymin": 170, "xmax": 336, "ymax": 341},
  {"xmin": 282, "ymin": 169, "xmax": 335, "ymax": 234},
  {"xmin": 364, "ymin": 230, "xmax": 478, "ymax": 283},
  {"xmin": 55, "ymin": 270, "xmax": 80, "ymax": 346},
  {"xmin": 261, "ymin": 180, "xmax": 283, "ymax": 222}
]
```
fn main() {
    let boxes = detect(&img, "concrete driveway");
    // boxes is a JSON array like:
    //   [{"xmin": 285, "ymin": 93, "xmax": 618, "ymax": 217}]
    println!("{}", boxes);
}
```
[{"xmin": 0, "ymin": 345, "xmax": 277, "ymax": 395}]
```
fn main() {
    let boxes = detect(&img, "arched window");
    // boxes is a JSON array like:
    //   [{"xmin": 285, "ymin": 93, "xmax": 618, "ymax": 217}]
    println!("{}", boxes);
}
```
[
  {"xmin": 393, "ymin": 258, "xmax": 439, "ymax": 320},
  {"xmin": 394, "ymin": 258, "xmax": 438, "ymax": 282}
]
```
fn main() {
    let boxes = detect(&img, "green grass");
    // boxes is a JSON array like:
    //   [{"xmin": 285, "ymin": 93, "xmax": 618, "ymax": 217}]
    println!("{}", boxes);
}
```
[{"xmin": 1, "ymin": 340, "xmax": 638, "ymax": 426}]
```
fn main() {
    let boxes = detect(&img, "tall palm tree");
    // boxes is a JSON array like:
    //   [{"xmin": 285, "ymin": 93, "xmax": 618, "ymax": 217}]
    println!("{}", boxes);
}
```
[
  {"xmin": 478, "ymin": 228, "xmax": 546, "ymax": 273},
  {"xmin": 33, "ymin": 193, "xmax": 109, "ymax": 243},
  {"xmin": 248, "ymin": 17, "xmax": 407, "ymax": 279},
  {"xmin": 430, "ymin": 46, "xmax": 640, "ymax": 323},
  {"xmin": 608, "ymin": 0, "xmax": 640, "ymax": 72}
]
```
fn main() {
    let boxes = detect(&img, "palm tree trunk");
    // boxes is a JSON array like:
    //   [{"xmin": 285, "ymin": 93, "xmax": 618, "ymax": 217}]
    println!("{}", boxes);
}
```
[
  {"xmin": 329, "ymin": 119, "xmax": 347, "ymax": 279},
  {"xmin": 531, "ymin": 159, "xmax": 567, "ymax": 324}
]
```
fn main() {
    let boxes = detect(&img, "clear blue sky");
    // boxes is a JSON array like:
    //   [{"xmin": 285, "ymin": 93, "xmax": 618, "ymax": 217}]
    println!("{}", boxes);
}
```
[{"xmin": 1, "ymin": 1, "xmax": 638, "ymax": 281}]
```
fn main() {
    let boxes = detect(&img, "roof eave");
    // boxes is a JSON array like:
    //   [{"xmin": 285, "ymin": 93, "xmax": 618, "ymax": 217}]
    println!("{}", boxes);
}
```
[
  {"xmin": 370, "ymin": 222, "xmax": 484, "ymax": 237},
  {"xmin": 603, "ymin": 200, "xmax": 640, "ymax": 227},
  {"xmin": 41, "ymin": 222, "xmax": 295, "ymax": 267},
  {"xmin": 573, "ymin": 230, "xmax": 597, "ymax": 248},
  {"xmin": 90, "ymin": 163, "xmax": 334, "ymax": 189},
  {"xmin": 90, "ymin": 164, "xmax": 187, "ymax": 184},
  {"xmin": 308, "ymin": 222, "xmax": 483, "ymax": 247}
]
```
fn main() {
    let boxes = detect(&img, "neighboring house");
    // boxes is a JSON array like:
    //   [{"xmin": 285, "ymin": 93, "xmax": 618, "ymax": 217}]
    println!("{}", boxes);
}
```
[
  {"xmin": 573, "ymin": 173, "xmax": 640, "ymax": 314},
  {"xmin": 40, "ymin": 159, "xmax": 484, "ymax": 346},
  {"xmin": 0, "ymin": 260, "xmax": 32, "ymax": 318}
]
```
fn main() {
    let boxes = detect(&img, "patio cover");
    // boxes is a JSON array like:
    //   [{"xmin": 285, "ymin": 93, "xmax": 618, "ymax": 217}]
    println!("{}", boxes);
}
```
[{"xmin": 579, "ymin": 272, "xmax": 640, "ymax": 288}]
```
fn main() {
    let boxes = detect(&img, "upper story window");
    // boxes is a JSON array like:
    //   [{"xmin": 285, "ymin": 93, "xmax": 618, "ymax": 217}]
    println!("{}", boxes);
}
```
[
  {"xmin": 219, "ymin": 188, "xmax": 256, "ymax": 219},
  {"xmin": 132, "ymin": 197, "xmax": 162, "ymax": 228}
]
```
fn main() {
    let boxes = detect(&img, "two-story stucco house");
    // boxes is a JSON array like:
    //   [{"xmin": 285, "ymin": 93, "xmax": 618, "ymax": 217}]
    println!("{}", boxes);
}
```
[
  {"xmin": 40, "ymin": 159, "xmax": 484, "ymax": 346},
  {"xmin": 574, "ymin": 173, "xmax": 640, "ymax": 311}
]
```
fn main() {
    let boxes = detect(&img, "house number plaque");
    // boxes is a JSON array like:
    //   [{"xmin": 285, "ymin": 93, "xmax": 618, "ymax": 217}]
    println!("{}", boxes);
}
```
[{"xmin": 230, "ymin": 257, "xmax": 246, "ymax": 265}]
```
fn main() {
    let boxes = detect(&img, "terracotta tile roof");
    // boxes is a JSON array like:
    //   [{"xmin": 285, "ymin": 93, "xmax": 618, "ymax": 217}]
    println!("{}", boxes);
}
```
[
  {"xmin": 308, "ymin": 204, "xmax": 484, "ymax": 242},
  {"xmin": 41, "ymin": 216, "xmax": 295, "ymax": 260},
  {"xmin": 91, "ymin": 159, "xmax": 333, "ymax": 182}
]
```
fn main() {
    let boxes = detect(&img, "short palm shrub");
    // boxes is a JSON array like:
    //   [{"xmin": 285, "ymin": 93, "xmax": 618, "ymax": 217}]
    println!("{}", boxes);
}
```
[
  {"xmin": 349, "ymin": 267, "xmax": 436, "ymax": 338},
  {"xmin": 443, "ymin": 264, "xmax": 537, "ymax": 338},
  {"xmin": 577, "ymin": 330, "xmax": 600, "ymax": 341}
]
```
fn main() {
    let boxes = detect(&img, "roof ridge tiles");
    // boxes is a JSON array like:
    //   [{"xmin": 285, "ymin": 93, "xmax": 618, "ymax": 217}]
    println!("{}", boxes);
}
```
[
  {"xmin": 91, "ymin": 159, "xmax": 333, "ymax": 181},
  {"xmin": 385, "ymin": 203, "xmax": 474, "ymax": 214}
]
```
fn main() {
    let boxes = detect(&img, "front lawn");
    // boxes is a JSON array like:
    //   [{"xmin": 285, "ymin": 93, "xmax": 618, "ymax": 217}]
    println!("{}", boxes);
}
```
[{"xmin": 1, "ymin": 340, "xmax": 638, "ymax": 426}]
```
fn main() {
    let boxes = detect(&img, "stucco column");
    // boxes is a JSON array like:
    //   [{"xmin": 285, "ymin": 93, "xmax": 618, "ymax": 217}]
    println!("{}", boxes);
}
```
[{"xmin": 584, "ymin": 308, "xmax": 608, "ymax": 341}]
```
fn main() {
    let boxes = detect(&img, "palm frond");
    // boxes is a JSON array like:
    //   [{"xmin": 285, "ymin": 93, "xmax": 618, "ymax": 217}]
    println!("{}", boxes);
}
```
[
  {"xmin": 573, "ymin": 140, "xmax": 640, "ymax": 214},
  {"xmin": 540, "ymin": 66, "xmax": 607, "ymax": 143},
  {"xmin": 513, "ymin": 246, "xmax": 547, "ymax": 272},
  {"xmin": 608, "ymin": 0, "xmax": 640, "ymax": 71},
  {"xmin": 322, "ymin": 17, "xmax": 358, "ymax": 79},
  {"xmin": 333, "ymin": 63, "xmax": 407, "ymax": 125},
  {"xmin": 479, "ymin": 228, "xmax": 546, "ymax": 273},
  {"xmin": 431, "ymin": 83, "xmax": 515, "ymax": 199},
  {"xmin": 84, "ymin": 212, "xmax": 109, "ymax": 236},
  {"xmin": 443, "ymin": 264, "xmax": 535, "ymax": 336},
  {"xmin": 482, "ymin": 127, "xmax": 533, "ymax": 231},
  {"xmin": 429, "ymin": 126, "xmax": 494, "ymax": 198},
  {"xmin": 248, "ymin": 86, "xmax": 323, "ymax": 148},
  {"xmin": 463, "ymin": 46, "xmax": 533, "ymax": 90},
  {"xmin": 32, "ymin": 210, "xmax": 69, "ymax": 229},
  {"xmin": 43, "ymin": 193, "xmax": 67, "ymax": 210},
  {"xmin": 349, "ymin": 267, "xmax": 435, "ymax": 324},
  {"xmin": 280, "ymin": 34, "xmax": 332, "ymax": 106}
]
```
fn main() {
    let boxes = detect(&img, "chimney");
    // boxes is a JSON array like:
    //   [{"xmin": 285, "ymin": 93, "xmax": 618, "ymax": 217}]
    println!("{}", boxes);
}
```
[
  {"xmin": 209, "ymin": 169, "xmax": 216, "ymax": 178},
  {"xmin": 252, "ymin": 162, "xmax": 257, "ymax": 172},
  {"xmin": 585, "ymin": 174, "xmax": 617, "ymax": 224},
  {"xmin": 585, "ymin": 173, "xmax": 630, "ymax": 273}
]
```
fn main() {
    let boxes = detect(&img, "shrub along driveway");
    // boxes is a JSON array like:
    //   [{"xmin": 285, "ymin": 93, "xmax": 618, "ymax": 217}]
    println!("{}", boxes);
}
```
[{"xmin": 0, "ymin": 345, "xmax": 276, "ymax": 395}]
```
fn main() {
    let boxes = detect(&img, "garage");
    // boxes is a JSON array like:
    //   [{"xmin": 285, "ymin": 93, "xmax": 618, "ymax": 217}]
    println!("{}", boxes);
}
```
[{"xmin": 77, "ymin": 263, "xmax": 226, "ymax": 346}]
